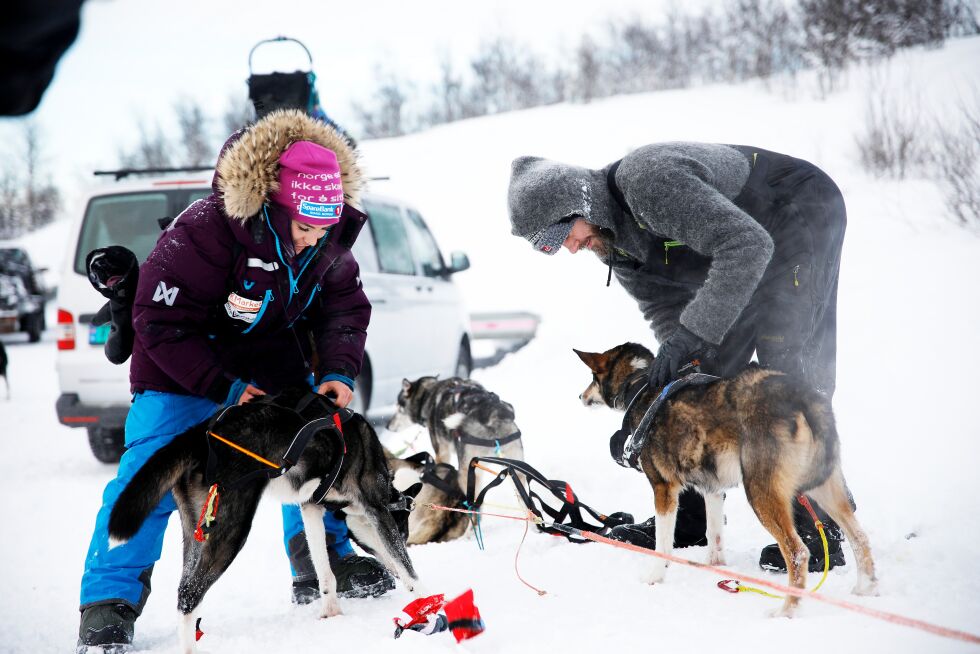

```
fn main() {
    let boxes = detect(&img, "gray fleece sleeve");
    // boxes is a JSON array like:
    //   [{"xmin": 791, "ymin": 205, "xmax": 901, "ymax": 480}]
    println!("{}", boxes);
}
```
[{"xmin": 620, "ymin": 147, "xmax": 773, "ymax": 344}]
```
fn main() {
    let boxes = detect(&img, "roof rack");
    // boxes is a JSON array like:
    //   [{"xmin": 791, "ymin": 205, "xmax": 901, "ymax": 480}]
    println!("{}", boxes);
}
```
[{"xmin": 93, "ymin": 166, "xmax": 215, "ymax": 181}]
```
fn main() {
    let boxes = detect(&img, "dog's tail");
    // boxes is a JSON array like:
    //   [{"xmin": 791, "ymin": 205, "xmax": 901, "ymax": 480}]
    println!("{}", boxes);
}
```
[
  {"xmin": 108, "ymin": 430, "xmax": 200, "ymax": 545},
  {"xmin": 799, "ymin": 391, "xmax": 842, "ymax": 488}
]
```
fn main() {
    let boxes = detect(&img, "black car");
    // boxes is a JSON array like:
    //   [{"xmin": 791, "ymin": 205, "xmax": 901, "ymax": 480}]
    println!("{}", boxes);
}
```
[{"xmin": 0, "ymin": 247, "xmax": 46, "ymax": 342}]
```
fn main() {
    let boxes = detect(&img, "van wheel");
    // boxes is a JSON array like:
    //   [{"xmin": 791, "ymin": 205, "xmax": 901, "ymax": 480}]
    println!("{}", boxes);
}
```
[
  {"xmin": 88, "ymin": 427, "xmax": 125, "ymax": 464},
  {"xmin": 455, "ymin": 338, "xmax": 472, "ymax": 379}
]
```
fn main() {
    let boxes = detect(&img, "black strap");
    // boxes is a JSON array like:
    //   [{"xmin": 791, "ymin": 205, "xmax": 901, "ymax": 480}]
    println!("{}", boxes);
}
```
[
  {"xmin": 402, "ymin": 452, "xmax": 464, "ymax": 501},
  {"xmin": 202, "ymin": 395, "xmax": 347, "ymax": 501},
  {"xmin": 606, "ymin": 158, "xmax": 631, "ymax": 216},
  {"xmin": 464, "ymin": 456, "xmax": 632, "ymax": 542},
  {"xmin": 456, "ymin": 429, "xmax": 522, "ymax": 448},
  {"xmin": 618, "ymin": 372, "xmax": 721, "ymax": 470}
]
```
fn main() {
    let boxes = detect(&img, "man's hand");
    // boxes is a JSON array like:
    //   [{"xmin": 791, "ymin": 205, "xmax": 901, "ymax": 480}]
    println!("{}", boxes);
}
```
[
  {"xmin": 649, "ymin": 326, "xmax": 705, "ymax": 388},
  {"xmin": 317, "ymin": 380, "xmax": 354, "ymax": 408}
]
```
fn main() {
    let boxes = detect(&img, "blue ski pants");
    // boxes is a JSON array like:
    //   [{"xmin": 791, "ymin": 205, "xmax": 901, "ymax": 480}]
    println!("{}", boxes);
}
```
[{"xmin": 79, "ymin": 390, "xmax": 352, "ymax": 612}]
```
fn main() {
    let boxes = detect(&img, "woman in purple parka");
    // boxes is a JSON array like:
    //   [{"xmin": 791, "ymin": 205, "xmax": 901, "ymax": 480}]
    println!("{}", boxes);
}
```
[{"xmin": 77, "ymin": 109, "xmax": 391, "ymax": 651}]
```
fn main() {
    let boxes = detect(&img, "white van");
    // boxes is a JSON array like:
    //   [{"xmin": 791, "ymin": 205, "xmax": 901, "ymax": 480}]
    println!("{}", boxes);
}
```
[{"xmin": 55, "ymin": 170, "xmax": 472, "ymax": 462}]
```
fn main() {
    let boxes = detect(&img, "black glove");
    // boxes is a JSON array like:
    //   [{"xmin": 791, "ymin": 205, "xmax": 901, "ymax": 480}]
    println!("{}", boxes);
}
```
[
  {"xmin": 86, "ymin": 247, "xmax": 139, "ymax": 365},
  {"xmin": 649, "ymin": 325, "xmax": 707, "ymax": 388}
]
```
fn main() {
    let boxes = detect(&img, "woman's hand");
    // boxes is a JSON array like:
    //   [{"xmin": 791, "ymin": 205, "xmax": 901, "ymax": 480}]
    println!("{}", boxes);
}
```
[
  {"xmin": 317, "ymin": 380, "xmax": 353, "ymax": 408},
  {"xmin": 237, "ymin": 383, "xmax": 266, "ymax": 405}
]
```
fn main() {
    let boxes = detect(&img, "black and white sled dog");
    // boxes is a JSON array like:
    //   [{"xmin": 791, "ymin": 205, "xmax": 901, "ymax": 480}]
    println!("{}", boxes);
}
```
[
  {"xmin": 387, "ymin": 376, "xmax": 525, "ymax": 492},
  {"xmin": 108, "ymin": 389, "xmax": 420, "ymax": 654}
]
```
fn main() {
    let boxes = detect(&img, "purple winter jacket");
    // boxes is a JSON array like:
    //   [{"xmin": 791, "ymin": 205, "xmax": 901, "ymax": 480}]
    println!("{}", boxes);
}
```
[{"xmin": 129, "ymin": 110, "xmax": 371, "ymax": 402}]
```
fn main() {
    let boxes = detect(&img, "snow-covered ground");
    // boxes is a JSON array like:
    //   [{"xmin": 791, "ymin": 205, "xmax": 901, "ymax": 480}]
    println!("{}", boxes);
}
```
[{"xmin": 2, "ymin": 38, "xmax": 979, "ymax": 654}]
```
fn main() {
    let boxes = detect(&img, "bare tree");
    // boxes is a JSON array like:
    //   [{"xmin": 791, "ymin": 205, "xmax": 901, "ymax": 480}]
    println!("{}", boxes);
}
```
[
  {"xmin": 175, "ymin": 99, "xmax": 214, "ymax": 166},
  {"xmin": 351, "ymin": 69, "xmax": 410, "ymax": 138},
  {"xmin": 932, "ymin": 90, "xmax": 980, "ymax": 228},
  {"xmin": 575, "ymin": 35, "xmax": 602, "ymax": 102},
  {"xmin": 118, "ymin": 121, "xmax": 172, "ymax": 169},
  {"xmin": 22, "ymin": 121, "xmax": 59, "ymax": 230},
  {"xmin": 223, "ymin": 91, "xmax": 256, "ymax": 135}
]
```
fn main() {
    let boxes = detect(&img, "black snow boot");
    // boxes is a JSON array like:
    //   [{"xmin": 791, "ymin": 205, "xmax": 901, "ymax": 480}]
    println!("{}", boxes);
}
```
[
  {"xmin": 759, "ymin": 499, "xmax": 846, "ymax": 573},
  {"xmin": 606, "ymin": 488, "xmax": 708, "ymax": 549},
  {"xmin": 76, "ymin": 602, "xmax": 137, "ymax": 653},
  {"xmin": 288, "ymin": 533, "xmax": 395, "ymax": 604}
]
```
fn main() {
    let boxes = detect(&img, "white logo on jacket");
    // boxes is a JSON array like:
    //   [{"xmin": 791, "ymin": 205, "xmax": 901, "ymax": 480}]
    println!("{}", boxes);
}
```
[{"xmin": 152, "ymin": 281, "xmax": 179, "ymax": 306}]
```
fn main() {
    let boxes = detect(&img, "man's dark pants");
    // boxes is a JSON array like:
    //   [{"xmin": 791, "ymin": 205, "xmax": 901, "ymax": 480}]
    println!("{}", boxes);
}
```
[{"xmin": 676, "ymin": 149, "xmax": 848, "ymax": 542}]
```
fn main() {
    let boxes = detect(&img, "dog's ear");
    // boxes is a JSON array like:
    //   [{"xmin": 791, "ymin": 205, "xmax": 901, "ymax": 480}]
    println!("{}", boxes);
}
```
[
  {"xmin": 573, "ymin": 349, "xmax": 607, "ymax": 373},
  {"xmin": 402, "ymin": 378, "xmax": 412, "ymax": 393}
]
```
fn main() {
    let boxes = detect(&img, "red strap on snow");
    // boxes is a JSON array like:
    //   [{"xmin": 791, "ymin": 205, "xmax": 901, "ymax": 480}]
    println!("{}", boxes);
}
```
[
  {"xmin": 393, "ymin": 594, "xmax": 446, "ymax": 629},
  {"xmin": 444, "ymin": 589, "xmax": 485, "ymax": 643}
]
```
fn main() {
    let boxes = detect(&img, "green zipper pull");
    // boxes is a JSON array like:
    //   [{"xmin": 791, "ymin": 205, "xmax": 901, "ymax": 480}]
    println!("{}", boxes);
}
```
[
  {"xmin": 793, "ymin": 265, "xmax": 800, "ymax": 287},
  {"xmin": 663, "ymin": 240, "xmax": 684, "ymax": 264}
]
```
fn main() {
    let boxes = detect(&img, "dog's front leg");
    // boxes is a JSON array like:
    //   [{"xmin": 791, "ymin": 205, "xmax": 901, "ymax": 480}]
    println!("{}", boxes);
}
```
[
  {"xmin": 644, "ymin": 482, "xmax": 680, "ymax": 585},
  {"xmin": 704, "ymin": 491, "xmax": 726, "ymax": 566},
  {"xmin": 300, "ymin": 503, "xmax": 342, "ymax": 618}
]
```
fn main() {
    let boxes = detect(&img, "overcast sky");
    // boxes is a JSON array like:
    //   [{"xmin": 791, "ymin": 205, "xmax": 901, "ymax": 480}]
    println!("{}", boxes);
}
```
[{"xmin": 0, "ymin": 0, "xmax": 721, "ymax": 203}]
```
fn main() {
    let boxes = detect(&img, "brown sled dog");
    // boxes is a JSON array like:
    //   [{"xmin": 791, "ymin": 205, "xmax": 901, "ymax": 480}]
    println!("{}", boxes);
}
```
[{"xmin": 574, "ymin": 343, "xmax": 877, "ymax": 617}]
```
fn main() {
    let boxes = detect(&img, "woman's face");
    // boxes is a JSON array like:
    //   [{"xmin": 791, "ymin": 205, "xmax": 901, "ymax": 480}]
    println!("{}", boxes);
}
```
[{"xmin": 290, "ymin": 220, "xmax": 329, "ymax": 254}]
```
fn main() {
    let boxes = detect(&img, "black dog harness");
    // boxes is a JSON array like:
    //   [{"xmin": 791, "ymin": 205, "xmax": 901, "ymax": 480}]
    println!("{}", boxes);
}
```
[
  {"xmin": 610, "ymin": 372, "xmax": 721, "ymax": 470},
  {"xmin": 465, "ymin": 456, "xmax": 633, "ymax": 542},
  {"xmin": 204, "ymin": 391, "xmax": 351, "ymax": 504}
]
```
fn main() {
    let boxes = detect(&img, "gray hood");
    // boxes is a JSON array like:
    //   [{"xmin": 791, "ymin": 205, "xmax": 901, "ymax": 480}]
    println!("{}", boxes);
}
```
[{"xmin": 507, "ymin": 156, "xmax": 614, "ymax": 244}]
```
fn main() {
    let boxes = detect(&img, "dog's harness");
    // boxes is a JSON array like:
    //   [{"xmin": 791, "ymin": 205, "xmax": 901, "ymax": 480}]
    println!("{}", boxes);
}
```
[
  {"xmin": 610, "ymin": 372, "xmax": 721, "ymax": 470},
  {"xmin": 204, "ymin": 392, "xmax": 350, "ymax": 501},
  {"xmin": 402, "ymin": 451, "xmax": 466, "ymax": 503},
  {"xmin": 464, "ymin": 456, "xmax": 633, "ymax": 542}
]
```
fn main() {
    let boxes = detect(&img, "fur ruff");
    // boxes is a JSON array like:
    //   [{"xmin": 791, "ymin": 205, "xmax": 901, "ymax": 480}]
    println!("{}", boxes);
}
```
[{"xmin": 216, "ymin": 109, "xmax": 363, "ymax": 223}]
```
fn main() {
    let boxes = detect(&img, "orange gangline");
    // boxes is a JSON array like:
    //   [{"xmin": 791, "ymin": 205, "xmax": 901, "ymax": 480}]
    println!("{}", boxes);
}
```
[{"xmin": 208, "ymin": 431, "xmax": 280, "ymax": 470}]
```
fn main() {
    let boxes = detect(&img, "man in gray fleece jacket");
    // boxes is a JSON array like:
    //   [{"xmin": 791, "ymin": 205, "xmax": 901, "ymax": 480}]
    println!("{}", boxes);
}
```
[{"xmin": 508, "ymin": 142, "xmax": 848, "ymax": 572}]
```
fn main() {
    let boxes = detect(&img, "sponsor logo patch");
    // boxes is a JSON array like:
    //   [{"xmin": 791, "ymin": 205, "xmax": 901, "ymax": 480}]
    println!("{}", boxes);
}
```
[
  {"xmin": 224, "ymin": 292, "xmax": 262, "ymax": 324},
  {"xmin": 298, "ymin": 200, "xmax": 342, "ymax": 223}
]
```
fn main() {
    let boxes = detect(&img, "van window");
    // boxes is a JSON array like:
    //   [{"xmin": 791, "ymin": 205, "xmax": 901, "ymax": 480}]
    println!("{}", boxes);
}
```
[
  {"xmin": 74, "ymin": 192, "xmax": 169, "ymax": 274},
  {"xmin": 404, "ymin": 209, "xmax": 445, "ymax": 277},
  {"xmin": 350, "ymin": 218, "xmax": 379, "ymax": 273},
  {"xmin": 364, "ymin": 201, "xmax": 415, "ymax": 275}
]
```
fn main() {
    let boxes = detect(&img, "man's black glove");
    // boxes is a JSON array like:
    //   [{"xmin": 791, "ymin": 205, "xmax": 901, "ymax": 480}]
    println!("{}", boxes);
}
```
[{"xmin": 649, "ymin": 325, "xmax": 708, "ymax": 388}]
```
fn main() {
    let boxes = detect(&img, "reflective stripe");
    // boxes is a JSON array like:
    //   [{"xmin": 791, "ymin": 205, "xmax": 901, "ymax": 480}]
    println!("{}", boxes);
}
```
[{"xmin": 247, "ymin": 258, "xmax": 279, "ymax": 271}]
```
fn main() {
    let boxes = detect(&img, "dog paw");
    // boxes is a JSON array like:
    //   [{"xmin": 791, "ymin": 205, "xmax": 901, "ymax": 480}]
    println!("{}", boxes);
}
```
[
  {"xmin": 319, "ymin": 596, "xmax": 342, "ymax": 619},
  {"xmin": 768, "ymin": 604, "xmax": 797, "ymax": 619},
  {"xmin": 852, "ymin": 579, "xmax": 879, "ymax": 597},
  {"xmin": 643, "ymin": 563, "xmax": 667, "ymax": 585},
  {"xmin": 708, "ymin": 550, "xmax": 726, "ymax": 566}
]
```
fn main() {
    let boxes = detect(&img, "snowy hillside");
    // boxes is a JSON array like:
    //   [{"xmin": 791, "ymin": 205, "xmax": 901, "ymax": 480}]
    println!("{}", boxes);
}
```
[{"xmin": 2, "ymin": 38, "xmax": 979, "ymax": 653}]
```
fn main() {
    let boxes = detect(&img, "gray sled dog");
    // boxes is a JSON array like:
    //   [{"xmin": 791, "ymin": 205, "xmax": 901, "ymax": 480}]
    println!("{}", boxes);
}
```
[
  {"xmin": 386, "ymin": 451, "xmax": 470, "ymax": 545},
  {"xmin": 387, "ymin": 376, "xmax": 525, "ymax": 493},
  {"xmin": 575, "ymin": 343, "xmax": 877, "ymax": 617},
  {"xmin": 107, "ymin": 389, "xmax": 420, "ymax": 654}
]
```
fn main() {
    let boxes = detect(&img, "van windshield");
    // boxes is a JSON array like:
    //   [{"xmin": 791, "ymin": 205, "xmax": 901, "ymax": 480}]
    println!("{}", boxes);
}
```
[{"xmin": 73, "ymin": 189, "xmax": 211, "ymax": 274}]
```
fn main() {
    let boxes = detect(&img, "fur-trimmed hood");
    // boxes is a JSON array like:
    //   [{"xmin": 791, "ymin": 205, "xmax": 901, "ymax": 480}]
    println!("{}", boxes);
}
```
[{"xmin": 216, "ymin": 109, "xmax": 363, "ymax": 223}]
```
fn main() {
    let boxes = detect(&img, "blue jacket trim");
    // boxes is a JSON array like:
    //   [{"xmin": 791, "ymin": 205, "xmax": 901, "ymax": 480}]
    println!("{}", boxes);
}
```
[{"xmin": 319, "ymin": 373, "xmax": 354, "ymax": 390}]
